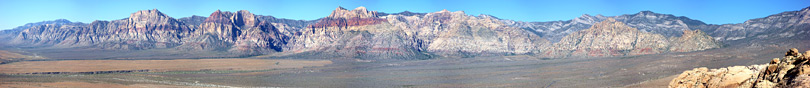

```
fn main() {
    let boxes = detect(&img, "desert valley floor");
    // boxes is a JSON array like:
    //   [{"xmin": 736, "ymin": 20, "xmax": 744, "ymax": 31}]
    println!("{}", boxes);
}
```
[{"xmin": 1, "ymin": 43, "xmax": 806, "ymax": 88}]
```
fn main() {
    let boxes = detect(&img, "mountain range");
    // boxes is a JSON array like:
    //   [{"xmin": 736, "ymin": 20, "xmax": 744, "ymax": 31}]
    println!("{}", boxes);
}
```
[{"xmin": 1, "ymin": 6, "xmax": 808, "ymax": 60}]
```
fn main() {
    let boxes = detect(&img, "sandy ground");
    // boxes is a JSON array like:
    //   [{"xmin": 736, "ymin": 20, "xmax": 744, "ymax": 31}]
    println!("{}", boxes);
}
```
[
  {"xmin": 0, "ymin": 59, "xmax": 332, "ymax": 74},
  {"xmin": 623, "ymin": 75, "xmax": 677, "ymax": 88},
  {"xmin": 0, "ymin": 50, "xmax": 46, "ymax": 63},
  {"xmin": 0, "ymin": 41, "xmax": 805, "ymax": 87},
  {"xmin": 0, "ymin": 81, "xmax": 207, "ymax": 88}
]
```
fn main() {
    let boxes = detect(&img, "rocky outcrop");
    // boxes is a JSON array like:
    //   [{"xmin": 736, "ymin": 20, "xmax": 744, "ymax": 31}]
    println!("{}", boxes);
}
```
[
  {"xmin": 308, "ymin": 7, "xmax": 387, "ymax": 28},
  {"xmin": 307, "ymin": 17, "xmax": 387, "ymax": 28},
  {"xmin": 327, "ymin": 6, "xmax": 378, "ymax": 19},
  {"xmin": 670, "ymin": 48, "xmax": 810, "ymax": 88},
  {"xmin": 669, "ymin": 29, "xmax": 722, "ymax": 52},
  {"xmin": 545, "ymin": 18, "xmax": 670, "ymax": 57},
  {"xmin": 178, "ymin": 15, "xmax": 207, "ymax": 26}
]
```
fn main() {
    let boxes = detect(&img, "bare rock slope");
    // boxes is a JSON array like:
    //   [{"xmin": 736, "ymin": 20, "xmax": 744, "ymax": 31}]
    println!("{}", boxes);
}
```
[
  {"xmin": 544, "ymin": 18, "xmax": 722, "ymax": 57},
  {"xmin": 670, "ymin": 48, "xmax": 810, "ymax": 88},
  {"xmin": 287, "ymin": 7, "xmax": 550, "ymax": 59}
]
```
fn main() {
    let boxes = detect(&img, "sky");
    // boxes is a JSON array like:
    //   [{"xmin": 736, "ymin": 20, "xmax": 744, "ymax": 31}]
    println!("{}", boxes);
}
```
[{"xmin": 0, "ymin": 0, "xmax": 808, "ymax": 30}]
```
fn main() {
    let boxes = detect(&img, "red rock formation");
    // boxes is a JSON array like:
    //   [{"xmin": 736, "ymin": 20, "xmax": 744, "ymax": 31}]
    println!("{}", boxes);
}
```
[
  {"xmin": 307, "ymin": 6, "xmax": 387, "ymax": 28},
  {"xmin": 204, "ymin": 10, "xmax": 233, "ymax": 24}
]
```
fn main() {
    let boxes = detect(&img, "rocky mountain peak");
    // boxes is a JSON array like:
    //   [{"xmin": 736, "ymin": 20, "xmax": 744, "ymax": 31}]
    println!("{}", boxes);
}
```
[
  {"xmin": 309, "ymin": 6, "xmax": 386, "ymax": 28},
  {"xmin": 548, "ymin": 17, "xmax": 671, "ymax": 57},
  {"xmin": 591, "ymin": 18, "xmax": 634, "ymax": 31},
  {"xmin": 130, "ymin": 9, "xmax": 166, "ymax": 17},
  {"xmin": 204, "ymin": 10, "xmax": 234, "ymax": 24},
  {"xmin": 632, "ymin": 10, "xmax": 667, "ymax": 18},
  {"xmin": 430, "ymin": 9, "xmax": 466, "ymax": 16},
  {"xmin": 580, "ymin": 14, "xmax": 592, "ymax": 18},
  {"xmin": 327, "ymin": 6, "xmax": 378, "ymax": 19},
  {"xmin": 572, "ymin": 14, "xmax": 606, "ymax": 24},
  {"xmin": 232, "ymin": 10, "xmax": 258, "ymax": 27},
  {"xmin": 335, "ymin": 6, "xmax": 347, "ymax": 11},
  {"xmin": 668, "ymin": 29, "xmax": 722, "ymax": 52},
  {"xmin": 127, "ymin": 9, "xmax": 179, "ymax": 25},
  {"xmin": 637, "ymin": 11, "xmax": 656, "ymax": 15},
  {"xmin": 801, "ymin": 6, "xmax": 810, "ymax": 24}
]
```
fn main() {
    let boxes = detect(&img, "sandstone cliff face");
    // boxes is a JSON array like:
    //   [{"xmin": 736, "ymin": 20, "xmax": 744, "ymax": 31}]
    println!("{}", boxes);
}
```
[
  {"xmin": 669, "ymin": 29, "xmax": 723, "ymax": 52},
  {"xmin": 308, "ymin": 7, "xmax": 387, "ymax": 28},
  {"xmin": 328, "ymin": 6, "xmax": 378, "ymax": 19},
  {"xmin": 180, "ymin": 10, "xmax": 290, "ymax": 54},
  {"xmin": 670, "ymin": 48, "xmax": 810, "ymax": 88},
  {"xmin": 287, "ymin": 7, "xmax": 550, "ymax": 59},
  {"xmin": 417, "ymin": 10, "xmax": 550, "ymax": 57}
]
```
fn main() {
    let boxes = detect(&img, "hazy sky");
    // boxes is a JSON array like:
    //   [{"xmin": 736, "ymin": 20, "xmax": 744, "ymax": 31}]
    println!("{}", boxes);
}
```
[{"xmin": 1, "ymin": 0, "xmax": 808, "ymax": 30}]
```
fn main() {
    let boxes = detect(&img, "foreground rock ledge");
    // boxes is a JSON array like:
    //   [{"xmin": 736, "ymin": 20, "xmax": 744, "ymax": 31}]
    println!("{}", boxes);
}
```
[{"xmin": 669, "ymin": 48, "xmax": 810, "ymax": 88}]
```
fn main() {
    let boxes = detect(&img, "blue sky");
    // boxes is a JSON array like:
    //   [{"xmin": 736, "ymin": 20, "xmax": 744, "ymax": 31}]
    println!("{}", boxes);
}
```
[{"xmin": 0, "ymin": 0, "xmax": 808, "ymax": 30}]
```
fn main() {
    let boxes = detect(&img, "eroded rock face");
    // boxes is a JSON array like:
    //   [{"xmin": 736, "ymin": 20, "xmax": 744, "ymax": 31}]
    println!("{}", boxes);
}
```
[
  {"xmin": 180, "ymin": 10, "xmax": 290, "ymax": 54},
  {"xmin": 669, "ymin": 29, "xmax": 723, "ymax": 52},
  {"xmin": 670, "ymin": 48, "xmax": 810, "ymax": 88},
  {"xmin": 328, "ymin": 6, "xmax": 378, "ymax": 19},
  {"xmin": 308, "ymin": 6, "xmax": 387, "ymax": 28},
  {"xmin": 542, "ymin": 18, "xmax": 723, "ymax": 57},
  {"xmin": 287, "ymin": 7, "xmax": 550, "ymax": 59},
  {"xmin": 545, "ymin": 18, "xmax": 669, "ymax": 57},
  {"xmin": 419, "ymin": 10, "xmax": 550, "ymax": 57}
]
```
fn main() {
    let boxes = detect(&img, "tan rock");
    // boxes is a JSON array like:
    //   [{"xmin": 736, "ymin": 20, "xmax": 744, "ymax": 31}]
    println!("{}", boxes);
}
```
[
  {"xmin": 547, "ymin": 18, "xmax": 669, "ymax": 57},
  {"xmin": 670, "ymin": 48, "xmax": 810, "ymax": 88},
  {"xmin": 668, "ymin": 29, "xmax": 722, "ymax": 52}
]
